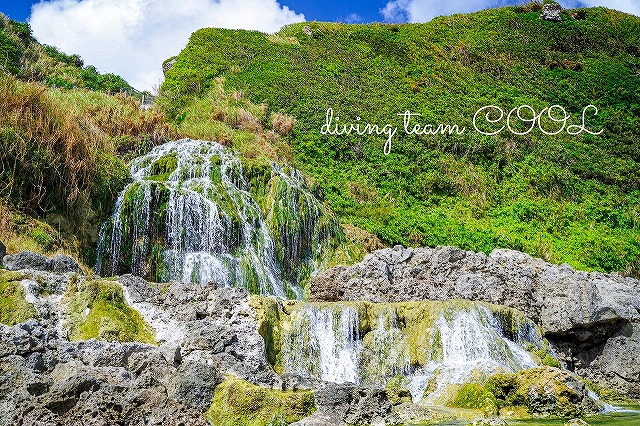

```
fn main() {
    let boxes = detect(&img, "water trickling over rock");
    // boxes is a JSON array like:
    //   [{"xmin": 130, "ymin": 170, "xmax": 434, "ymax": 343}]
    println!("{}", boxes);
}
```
[
  {"xmin": 95, "ymin": 139, "xmax": 342, "ymax": 298},
  {"xmin": 280, "ymin": 301, "xmax": 548, "ymax": 402}
]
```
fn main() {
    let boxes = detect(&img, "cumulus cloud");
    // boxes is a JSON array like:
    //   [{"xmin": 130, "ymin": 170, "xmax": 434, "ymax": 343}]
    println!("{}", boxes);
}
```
[
  {"xmin": 29, "ymin": 0, "xmax": 305, "ymax": 91},
  {"xmin": 381, "ymin": 0, "xmax": 640, "ymax": 23}
]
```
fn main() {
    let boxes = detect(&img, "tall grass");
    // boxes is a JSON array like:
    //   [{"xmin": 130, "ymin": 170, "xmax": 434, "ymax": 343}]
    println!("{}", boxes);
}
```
[{"xmin": 0, "ymin": 75, "xmax": 171, "ymax": 215}]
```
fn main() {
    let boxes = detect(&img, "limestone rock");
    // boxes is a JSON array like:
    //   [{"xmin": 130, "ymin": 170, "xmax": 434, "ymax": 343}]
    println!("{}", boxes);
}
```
[
  {"xmin": 540, "ymin": 3, "xmax": 562, "ymax": 21},
  {"xmin": 310, "ymin": 245, "xmax": 640, "ymax": 397},
  {"xmin": 2, "ymin": 251, "xmax": 80, "ymax": 274},
  {"xmin": 310, "ymin": 382, "xmax": 402, "ymax": 426},
  {"xmin": 48, "ymin": 255, "xmax": 81, "ymax": 274},
  {"xmin": 0, "ymin": 321, "xmax": 212, "ymax": 426},
  {"xmin": 3, "ymin": 251, "xmax": 50, "ymax": 272}
]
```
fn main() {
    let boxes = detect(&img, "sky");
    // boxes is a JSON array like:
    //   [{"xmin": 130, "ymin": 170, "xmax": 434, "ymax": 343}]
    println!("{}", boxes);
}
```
[{"xmin": 1, "ymin": 0, "xmax": 639, "ymax": 91}]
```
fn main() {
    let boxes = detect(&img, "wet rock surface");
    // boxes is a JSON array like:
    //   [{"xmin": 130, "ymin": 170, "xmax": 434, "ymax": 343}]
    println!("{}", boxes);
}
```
[{"xmin": 311, "ymin": 245, "xmax": 640, "ymax": 397}]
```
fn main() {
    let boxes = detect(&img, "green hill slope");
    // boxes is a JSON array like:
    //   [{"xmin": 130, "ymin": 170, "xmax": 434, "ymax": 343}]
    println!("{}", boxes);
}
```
[{"xmin": 161, "ymin": 5, "xmax": 640, "ymax": 275}]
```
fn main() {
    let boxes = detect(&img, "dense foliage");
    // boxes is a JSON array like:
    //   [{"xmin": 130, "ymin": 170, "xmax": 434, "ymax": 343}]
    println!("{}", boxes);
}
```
[
  {"xmin": 161, "ymin": 6, "xmax": 640, "ymax": 274},
  {"xmin": 0, "ymin": 14, "xmax": 133, "ymax": 94}
]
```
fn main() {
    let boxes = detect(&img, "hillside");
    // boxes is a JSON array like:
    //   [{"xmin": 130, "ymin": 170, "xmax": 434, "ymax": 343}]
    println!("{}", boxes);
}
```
[
  {"xmin": 0, "ymin": 13, "xmax": 133, "ymax": 93},
  {"xmin": 0, "ymin": 14, "xmax": 171, "ymax": 262},
  {"xmin": 161, "ymin": 5, "xmax": 640, "ymax": 275}
]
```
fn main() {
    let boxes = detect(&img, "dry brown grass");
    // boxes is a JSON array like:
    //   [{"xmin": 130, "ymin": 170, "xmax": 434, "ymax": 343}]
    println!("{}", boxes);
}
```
[
  {"xmin": 0, "ymin": 75, "xmax": 172, "ymax": 214},
  {"xmin": 271, "ymin": 112, "xmax": 296, "ymax": 135}
]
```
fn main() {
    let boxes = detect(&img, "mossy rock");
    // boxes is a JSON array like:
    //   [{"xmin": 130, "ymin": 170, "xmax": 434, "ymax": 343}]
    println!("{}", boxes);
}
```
[
  {"xmin": 0, "ymin": 270, "xmax": 37, "ymax": 325},
  {"xmin": 386, "ymin": 375, "xmax": 413, "ymax": 405},
  {"xmin": 63, "ymin": 279, "xmax": 156, "ymax": 344},
  {"xmin": 249, "ymin": 296, "xmax": 283, "ymax": 372},
  {"xmin": 486, "ymin": 367, "xmax": 596, "ymax": 418},
  {"xmin": 448, "ymin": 383, "xmax": 499, "ymax": 416},
  {"xmin": 205, "ymin": 376, "xmax": 316, "ymax": 426},
  {"xmin": 148, "ymin": 153, "xmax": 178, "ymax": 181}
]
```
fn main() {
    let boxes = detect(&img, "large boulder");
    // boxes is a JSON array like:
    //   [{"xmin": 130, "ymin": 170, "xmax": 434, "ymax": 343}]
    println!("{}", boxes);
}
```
[
  {"xmin": 0, "ymin": 321, "xmax": 212, "ymax": 426},
  {"xmin": 2, "ymin": 251, "xmax": 80, "ymax": 274},
  {"xmin": 310, "ymin": 246, "xmax": 640, "ymax": 397},
  {"xmin": 298, "ymin": 382, "xmax": 402, "ymax": 426},
  {"xmin": 3, "ymin": 251, "xmax": 50, "ymax": 272}
]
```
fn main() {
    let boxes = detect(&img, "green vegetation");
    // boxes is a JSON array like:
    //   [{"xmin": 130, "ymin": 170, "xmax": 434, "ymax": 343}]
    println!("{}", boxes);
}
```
[
  {"xmin": 162, "ymin": 6, "xmax": 640, "ymax": 275},
  {"xmin": 204, "ymin": 376, "xmax": 316, "ymax": 426},
  {"xmin": 386, "ymin": 375, "xmax": 413, "ymax": 405},
  {"xmin": 0, "ymin": 270, "xmax": 37, "ymax": 325},
  {"xmin": 448, "ymin": 383, "xmax": 499, "ymax": 415},
  {"xmin": 62, "ymin": 278, "xmax": 156, "ymax": 344},
  {"xmin": 0, "ymin": 13, "xmax": 132, "ymax": 93}
]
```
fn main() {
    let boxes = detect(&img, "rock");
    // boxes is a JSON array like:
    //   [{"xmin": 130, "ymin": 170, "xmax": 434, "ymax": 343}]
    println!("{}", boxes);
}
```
[
  {"xmin": 310, "ymin": 245, "xmax": 640, "ymax": 398},
  {"xmin": 3, "ymin": 251, "xmax": 50, "ymax": 272},
  {"xmin": 565, "ymin": 419, "xmax": 589, "ymax": 426},
  {"xmin": 2, "ymin": 252, "xmax": 81, "ymax": 274},
  {"xmin": 0, "ymin": 320, "xmax": 212, "ymax": 426},
  {"xmin": 487, "ymin": 367, "xmax": 599, "ymax": 418},
  {"xmin": 162, "ymin": 58, "xmax": 177, "ymax": 74},
  {"xmin": 303, "ymin": 25, "xmax": 313, "ymax": 36},
  {"xmin": 540, "ymin": 2, "xmax": 562, "ymax": 21},
  {"xmin": 311, "ymin": 382, "xmax": 402, "ymax": 426},
  {"xmin": 48, "ymin": 254, "xmax": 81, "ymax": 273},
  {"xmin": 173, "ymin": 361, "xmax": 222, "ymax": 410},
  {"xmin": 0, "ymin": 240, "xmax": 6, "ymax": 259}
]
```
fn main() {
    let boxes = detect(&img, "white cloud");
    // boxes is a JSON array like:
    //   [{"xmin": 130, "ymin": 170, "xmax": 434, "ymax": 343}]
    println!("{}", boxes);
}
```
[
  {"xmin": 344, "ymin": 13, "xmax": 363, "ymax": 23},
  {"xmin": 380, "ymin": 0, "xmax": 640, "ymax": 23},
  {"xmin": 29, "ymin": 0, "xmax": 305, "ymax": 91}
]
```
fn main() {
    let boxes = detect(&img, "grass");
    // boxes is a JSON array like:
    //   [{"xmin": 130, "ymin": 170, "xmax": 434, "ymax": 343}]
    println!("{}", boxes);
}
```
[{"xmin": 161, "ymin": 6, "xmax": 640, "ymax": 275}]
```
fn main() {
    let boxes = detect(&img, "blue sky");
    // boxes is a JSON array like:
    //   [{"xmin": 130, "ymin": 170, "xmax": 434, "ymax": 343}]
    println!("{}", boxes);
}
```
[
  {"xmin": 7, "ymin": 1, "xmax": 391, "ymax": 23},
  {"xmin": 2, "ymin": 0, "xmax": 638, "ymax": 90}
]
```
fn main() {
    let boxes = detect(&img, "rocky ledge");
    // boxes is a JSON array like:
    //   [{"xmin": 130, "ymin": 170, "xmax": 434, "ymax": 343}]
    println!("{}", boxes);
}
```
[{"xmin": 310, "ymin": 245, "xmax": 640, "ymax": 398}]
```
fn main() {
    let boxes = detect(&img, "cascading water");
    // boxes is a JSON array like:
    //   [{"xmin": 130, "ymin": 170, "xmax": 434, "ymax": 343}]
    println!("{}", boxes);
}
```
[
  {"xmin": 95, "ymin": 139, "xmax": 341, "ymax": 298},
  {"xmin": 282, "ymin": 305, "xmax": 362, "ymax": 383},
  {"xmin": 409, "ymin": 306, "xmax": 538, "ymax": 403},
  {"xmin": 281, "ymin": 302, "xmax": 546, "ymax": 402}
]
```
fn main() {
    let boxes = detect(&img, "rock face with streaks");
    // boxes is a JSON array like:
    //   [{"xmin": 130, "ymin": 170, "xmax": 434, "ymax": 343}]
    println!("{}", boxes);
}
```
[{"xmin": 310, "ymin": 245, "xmax": 640, "ymax": 397}]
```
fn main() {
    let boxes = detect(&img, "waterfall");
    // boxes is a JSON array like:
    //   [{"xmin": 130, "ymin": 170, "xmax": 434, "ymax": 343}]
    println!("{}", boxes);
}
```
[
  {"xmin": 281, "ymin": 302, "xmax": 544, "ymax": 402},
  {"xmin": 95, "ymin": 139, "xmax": 340, "ymax": 298},
  {"xmin": 282, "ymin": 305, "xmax": 362, "ymax": 383},
  {"xmin": 409, "ymin": 306, "xmax": 537, "ymax": 403}
]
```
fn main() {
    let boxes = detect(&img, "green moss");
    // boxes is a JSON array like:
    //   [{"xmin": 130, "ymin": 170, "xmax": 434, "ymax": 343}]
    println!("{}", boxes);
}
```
[
  {"xmin": 249, "ymin": 296, "xmax": 283, "ymax": 372},
  {"xmin": 205, "ymin": 376, "xmax": 316, "ymax": 426},
  {"xmin": 448, "ymin": 383, "xmax": 499, "ymax": 416},
  {"xmin": 63, "ymin": 279, "xmax": 156, "ymax": 344},
  {"xmin": 148, "ymin": 153, "xmax": 178, "ymax": 181},
  {"xmin": 585, "ymin": 379, "xmax": 630, "ymax": 403},
  {"xmin": 485, "ymin": 367, "xmax": 595, "ymax": 418},
  {"xmin": 0, "ymin": 271, "xmax": 37, "ymax": 325}
]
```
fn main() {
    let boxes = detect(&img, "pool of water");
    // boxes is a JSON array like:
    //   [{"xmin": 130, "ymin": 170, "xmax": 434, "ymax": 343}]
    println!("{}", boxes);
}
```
[{"xmin": 415, "ymin": 405, "xmax": 640, "ymax": 426}]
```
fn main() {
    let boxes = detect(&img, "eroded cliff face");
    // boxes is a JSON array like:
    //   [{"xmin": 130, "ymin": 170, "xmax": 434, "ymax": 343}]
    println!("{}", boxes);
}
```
[{"xmin": 310, "ymin": 245, "xmax": 640, "ymax": 398}]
